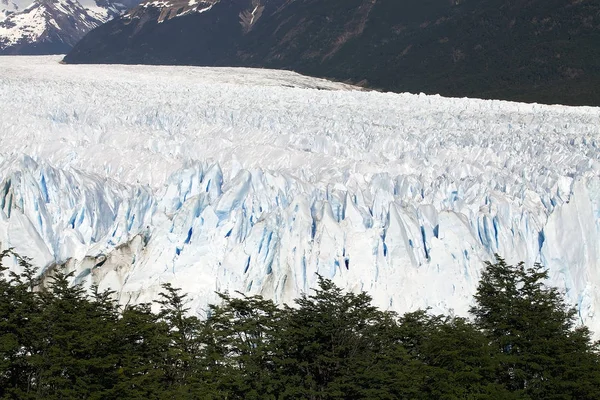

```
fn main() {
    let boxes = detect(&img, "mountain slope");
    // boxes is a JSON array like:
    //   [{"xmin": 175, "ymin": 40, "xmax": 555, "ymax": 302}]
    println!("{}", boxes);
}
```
[
  {"xmin": 1, "ymin": 0, "xmax": 33, "ymax": 18},
  {"xmin": 64, "ymin": 0, "xmax": 275, "ymax": 64},
  {"xmin": 64, "ymin": 0, "xmax": 600, "ymax": 106},
  {"xmin": 0, "ymin": 0, "xmax": 140, "ymax": 54},
  {"xmin": 2, "ymin": 56, "xmax": 600, "ymax": 336}
]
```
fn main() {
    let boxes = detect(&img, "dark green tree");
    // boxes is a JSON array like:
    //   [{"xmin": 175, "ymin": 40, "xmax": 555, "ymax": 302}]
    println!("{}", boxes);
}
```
[
  {"xmin": 279, "ymin": 275, "xmax": 425, "ymax": 400},
  {"xmin": 470, "ymin": 256, "xmax": 600, "ymax": 399},
  {"xmin": 398, "ymin": 311, "xmax": 517, "ymax": 399},
  {"xmin": 0, "ymin": 249, "xmax": 42, "ymax": 399},
  {"xmin": 31, "ymin": 271, "xmax": 117, "ymax": 399},
  {"xmin": 202, "ymin": 291, "xmax": 286, "ymax": 399},
  {"xmin": 1, "ymin": 250, "xmax": 599, "ymax": 400},
  {"xmin": 108, "ymin": 302, "xmax": 171, "ymax": 399},
  {"xmin": 154, "ymin": 283, "xmax": 206, "ymax": 398}
]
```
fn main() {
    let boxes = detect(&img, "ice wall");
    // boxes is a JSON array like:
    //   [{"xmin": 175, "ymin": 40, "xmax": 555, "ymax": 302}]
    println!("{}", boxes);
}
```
[{"xmin": 1, "ymin": 56, "xmax": 599, "ymax": 334}]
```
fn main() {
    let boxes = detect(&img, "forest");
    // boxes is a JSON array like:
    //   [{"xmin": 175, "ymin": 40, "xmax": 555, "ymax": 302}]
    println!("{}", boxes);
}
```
[{"xmin": 1, "ymin": 249, "xmax": 599, "ymax": 399}]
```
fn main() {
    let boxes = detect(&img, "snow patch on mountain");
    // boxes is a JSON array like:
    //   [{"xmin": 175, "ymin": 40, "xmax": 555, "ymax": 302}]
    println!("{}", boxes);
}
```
[
  {"xmin": 0, "ymin": 0, "xmax": 33, "ymax": 20},
  {"xmin": 0, "ymin": 4, "xmax": 45, "ymax": 44},
  {"xmin": 125, "ymin": 0, "xmax": 216, "ymax": 22},
  {"xmin": 0, "ymin": 0, "xmax": 139, "ymax": 52},
  {"xmin": 1, "ymin": 55, "xmax": 600, "ymax": 335}
]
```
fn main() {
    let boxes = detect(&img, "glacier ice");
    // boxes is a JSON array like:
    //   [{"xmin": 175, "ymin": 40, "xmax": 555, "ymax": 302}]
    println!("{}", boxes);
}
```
[{"xmin": 1, "ymin": 55, "xmax": 600, "ymax": 334}]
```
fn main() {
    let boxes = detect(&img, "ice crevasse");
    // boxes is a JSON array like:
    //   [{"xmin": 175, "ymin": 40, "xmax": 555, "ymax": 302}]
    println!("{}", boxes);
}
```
[{"xmin": 1, "ymin": 56, "xmax": 600, "ymax": 335}]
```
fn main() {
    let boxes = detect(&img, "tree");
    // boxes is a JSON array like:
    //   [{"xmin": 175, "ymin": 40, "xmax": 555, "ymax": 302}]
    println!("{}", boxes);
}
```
[
  {"xmin": 396, "ymin": 310, "xmax": 517, "ymax": 400},
  {"xmin": 109, "ymin": 302, "xmax": 172, "ymax": 399},
  {"xmin": 202, "ymin": 291, "xmax": 286, "ymax": 399},
  {"xmin": 1, "ymin": 250, "xmax": 599, "ymax": 399},
  {"xmin": 279, "ymin": 275, "xmax": 425, "ymax": 400},
  {"xmin": 470, "ymin": 256, "xmax": 600, "ymax": 399},
  {"xmin": 0, "ymin": 249, "xmax": 43, "ymax": 399},
  {"xmin": 154, "ymin": 283, "xmax": 206, "ymax": 398},
  {"xmin": 30, "ymin": 271, "xmax": 117, "ymax": 399}
]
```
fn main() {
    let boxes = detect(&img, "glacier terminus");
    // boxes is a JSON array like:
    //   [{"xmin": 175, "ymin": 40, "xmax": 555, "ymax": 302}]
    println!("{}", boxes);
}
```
[{"xmin": 1, "ymin": 56, "xmax": 600, "ymax": 335}]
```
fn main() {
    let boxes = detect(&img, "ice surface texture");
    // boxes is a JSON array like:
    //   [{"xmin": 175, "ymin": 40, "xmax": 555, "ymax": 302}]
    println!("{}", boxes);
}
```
[{"xmin": 1, "ymin": 56, "xmax": 600, "ymax": 334}]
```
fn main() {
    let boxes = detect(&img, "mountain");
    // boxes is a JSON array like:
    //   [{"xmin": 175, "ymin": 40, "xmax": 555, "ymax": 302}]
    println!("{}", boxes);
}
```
[
  {"xmin": 1, "ymin": 0, "xmax": 30, "ymax": 18},
  {"xmin": 2, "ymin": 55, "xmax": 600, "ymax": 336},
  {"xmin": 0, "ymin": 0, "xmax": 140, "ymax": 54},
  {"xmin": 63, "ymin": 0, "xmax": 600, "ymax": 106}
]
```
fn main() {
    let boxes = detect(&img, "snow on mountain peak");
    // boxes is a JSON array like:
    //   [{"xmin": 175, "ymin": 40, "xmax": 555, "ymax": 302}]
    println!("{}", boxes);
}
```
[
  {"xmin": 1, "ymin": 55, "xmax": 600, "ymax": 336},
  {"xmin": 124, "ymin": 0, "xmax": 217, "ymax": 22},
  {"xmin": 0, "ymin": 0, "xmax": 32, "ymax": 19},
  {"xmin": 0, "ymin": 0, "xmax": 140, "ymax": 53}
]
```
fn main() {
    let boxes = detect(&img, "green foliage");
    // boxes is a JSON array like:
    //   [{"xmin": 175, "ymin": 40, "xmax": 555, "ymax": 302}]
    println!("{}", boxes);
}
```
[
  {"xmin": 1, "ymin": 252, "xmax": 599, "ymax": 399},
  {"xmin": 279, "ymin": 275, "xmax": 421, "ymax": 399},
  {"xmin": 202, "ymin": 291, "xmax": 286, "ymax": 399},
  {"xmin": 470, "ymin": 256, "xmax": 600, "ymax": 399}
]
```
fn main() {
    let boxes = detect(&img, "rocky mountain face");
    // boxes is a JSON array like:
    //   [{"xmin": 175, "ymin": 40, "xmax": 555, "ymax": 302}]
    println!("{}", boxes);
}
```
[
  {"xmin": 0, "ymin": 0, "xmax": 140, "ymax": 54},
  {"xmin": 63, "ymin": 0, "xmax": 280, "ymax": 64},
  {"xmin": 63, "ymin": 0, "xmax": 600, "ymax": 106}
]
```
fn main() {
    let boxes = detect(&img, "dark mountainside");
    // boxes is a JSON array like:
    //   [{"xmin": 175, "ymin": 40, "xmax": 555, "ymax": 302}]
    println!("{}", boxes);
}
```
[{"xmin": 64, "ymin": 0, "xmax": 600, "ymax": 106}]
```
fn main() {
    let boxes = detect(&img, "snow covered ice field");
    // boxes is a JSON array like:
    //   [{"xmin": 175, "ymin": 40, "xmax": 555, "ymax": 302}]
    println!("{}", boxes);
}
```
[{"xmin": 1, "ymin": 55, "xmax": 600, "ymax": 333}]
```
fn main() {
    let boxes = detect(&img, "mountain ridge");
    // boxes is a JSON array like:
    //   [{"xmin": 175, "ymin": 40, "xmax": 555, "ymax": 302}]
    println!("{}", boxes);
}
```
[
  {"xmin": 64, "ymin": 0, "xmax": 600, "ymax": 106},
  {"xmin": 0, "ymin": 0, "xmax": 141, "ymax": 54}
]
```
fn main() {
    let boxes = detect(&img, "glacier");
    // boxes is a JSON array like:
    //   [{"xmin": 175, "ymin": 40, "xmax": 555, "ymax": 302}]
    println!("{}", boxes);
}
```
[{"xmin": 1, "ymin": 55, "xmax": 600, "ymax": 333}]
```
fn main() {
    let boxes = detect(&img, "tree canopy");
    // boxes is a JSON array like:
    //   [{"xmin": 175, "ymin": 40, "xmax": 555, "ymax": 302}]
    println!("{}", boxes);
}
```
[{"xmin": 1, "ymin": 250, "xmax": 599, "ymax": 399}]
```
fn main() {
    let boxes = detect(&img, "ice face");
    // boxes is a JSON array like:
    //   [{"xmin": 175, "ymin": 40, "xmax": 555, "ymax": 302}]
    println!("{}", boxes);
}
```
[{"xmin": 1, "ymin": 55, "xmax": 600, "ymax": 334}]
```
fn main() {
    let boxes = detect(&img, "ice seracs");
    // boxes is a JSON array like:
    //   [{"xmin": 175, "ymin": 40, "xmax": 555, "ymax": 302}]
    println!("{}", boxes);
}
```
[{"xmin": 1, "ymin": 55, "xmax": 600, "ymax": 336}]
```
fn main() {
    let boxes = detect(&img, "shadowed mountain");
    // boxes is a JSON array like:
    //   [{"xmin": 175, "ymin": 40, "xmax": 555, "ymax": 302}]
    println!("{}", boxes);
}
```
[{"xmin": 64, "ymin": 0, "xmax": 600, "ymax": 106}]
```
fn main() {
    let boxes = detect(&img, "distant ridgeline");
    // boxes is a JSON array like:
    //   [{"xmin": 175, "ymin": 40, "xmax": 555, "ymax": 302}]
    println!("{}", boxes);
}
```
[
  {"xmin": 63, "ymin": 0, "xmax": 600, "ymax": 106},
  {"xmin": 0, "ymin": 0, "xmax": 142, "ymax": 55},
  {"xmin": 1, "ymin": 250, "xmax": 600, "ymax": 398}
]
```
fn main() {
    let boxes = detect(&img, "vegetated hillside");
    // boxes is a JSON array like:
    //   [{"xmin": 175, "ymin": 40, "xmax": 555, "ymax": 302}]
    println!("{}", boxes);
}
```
[{"xmin": 64, "ymin": 0, "xmax": 600, "ymax": 106}]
